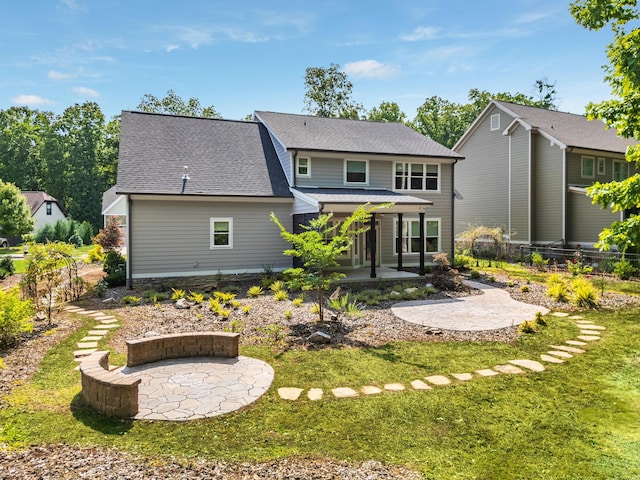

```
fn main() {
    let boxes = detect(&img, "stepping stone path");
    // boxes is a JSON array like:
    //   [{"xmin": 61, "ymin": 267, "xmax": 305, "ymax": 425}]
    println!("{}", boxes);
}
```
[
  {"xmin": 277, "ymin": 314, "xmax": 607, "ymax": 402},
  {"xmin": 63, "ymin": 306, "xmax": 121, "ymax": 360}
]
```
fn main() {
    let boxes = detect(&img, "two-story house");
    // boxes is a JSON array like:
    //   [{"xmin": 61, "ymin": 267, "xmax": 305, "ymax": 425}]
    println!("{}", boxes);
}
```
[
  {"xmin": 453, "ymin": 100, "xmax": 636, "ymax": 247},
  {"xmin": 116, "ymin": 110, "xmax": 462, "ymax": 286}
]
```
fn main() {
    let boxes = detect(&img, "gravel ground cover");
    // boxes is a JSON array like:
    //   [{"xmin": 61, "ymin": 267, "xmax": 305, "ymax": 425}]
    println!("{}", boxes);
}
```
[{"xmin": 1, "ymin": 267, "xmax": 638, "ymax": 478}]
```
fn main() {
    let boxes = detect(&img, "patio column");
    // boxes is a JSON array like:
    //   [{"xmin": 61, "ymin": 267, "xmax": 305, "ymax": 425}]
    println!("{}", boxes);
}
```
[
  {"xmin": 396, "ymin": 212, "xmax": 403, "ymax": 271},
  {"xmin": 419, "ymin": 211, "xmax": 425, "ymax": 276},
  {"xmin": 370, "ymin": 212, "xmax": 377, "ymax": 278}
]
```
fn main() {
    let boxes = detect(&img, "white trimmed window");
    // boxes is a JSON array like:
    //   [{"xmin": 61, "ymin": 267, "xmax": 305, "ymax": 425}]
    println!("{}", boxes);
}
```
[
  {"xmin": 210, "ymin": 218, "xmax": 233, "ymax": 249},
  {"xmin": 394, "ymin": 162, "xmax": 439, "ymax": 191},
  {"xmin": 344, "ymin": 159, "xmax": 368, "ymax": 184},
  {"xmin": 394, "ymin": 218, "xmax": 440, "ymax": 254},
  {"xmin": 581, "ymin": 156, "xmax": 595, "ymax": 178},
  {"xmin": 613, "ymin": 160, "xmax": 629, "ymax": 181},
  {"xmin": 296, "ymin": 157, "xmax": 310, "ymax": 177},
  {"xmin": 490, "ymin": 114, "xmax": 500, "ymax": 131},
  {"xmin": 597, "ymin": 157, "xmax": 605, "ymax": 175}
]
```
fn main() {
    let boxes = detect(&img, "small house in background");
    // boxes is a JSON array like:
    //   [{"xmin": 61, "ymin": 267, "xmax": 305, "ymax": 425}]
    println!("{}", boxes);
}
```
[
  {"xmin": 21, "ymin": 191, "xmax": 67, "ymax": 234},
  {"xmin": 101, "ymin": 185, "xmax": 127, "ymax": 245}
]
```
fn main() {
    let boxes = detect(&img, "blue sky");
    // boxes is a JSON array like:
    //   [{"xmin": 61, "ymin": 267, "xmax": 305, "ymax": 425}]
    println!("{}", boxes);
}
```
[{"xmin": 1, "ymin": 0, "xmax": 616, "ymax": 121}]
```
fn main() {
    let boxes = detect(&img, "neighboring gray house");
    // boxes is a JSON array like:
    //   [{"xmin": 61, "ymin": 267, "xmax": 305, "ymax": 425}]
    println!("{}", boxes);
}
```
[
  {"xmin": 116, "ymin": 110, "xmax": 463, "ymax": 286},
  {"xmin": 101, "ymin": 185, "xmax": 127, "ymax": 244},
  {"xmin": 453, "ymin": 100, "xmax": 636, "ymax": 247}
]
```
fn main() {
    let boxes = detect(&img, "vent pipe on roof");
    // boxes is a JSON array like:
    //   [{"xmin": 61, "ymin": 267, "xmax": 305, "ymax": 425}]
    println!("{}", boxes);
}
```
[{"xmin": 181, "ymin": 166, "xmax": 190, "ymax": 193}]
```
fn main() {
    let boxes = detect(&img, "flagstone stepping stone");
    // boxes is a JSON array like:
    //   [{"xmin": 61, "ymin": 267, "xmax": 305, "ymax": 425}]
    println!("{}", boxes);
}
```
[
  {"xmin": 569, "ymin": 315, "xmax": 584, "ymax": 319},
  {"xmin": 550, "ymin": 345, "xmax": 585, "ymax": 354},
  {"xmin": 508, "ymin": 359, "xmax": 545, "ymax": 372},
  {"xmin": 451, "ymin": 373, "xmax": 473, "ymax": 381},
  {"xmin": 551, "ymin": 312, "xmax": 569, "ymax": 317},
  {"xmin": 69, "ymin": 309, "xmax": 90, "ymax": 315},
  {"xmin": 475, "ymin": 369, "xmax": 500, "ymax": 377},
  {"xmin": 93, "ymin": 324, "xmax": 119, "ymax": 329},
  {"xmin": 577, "ymin": 335, "xmax": 601, "ymax": 342},
  {"xmin": 88, "ymin": 330, "xmax": 109, "ymax": 336},
  {"xmin": 278, "ymin": 387, "xmax": 303, "ymax": 401},
  {"xmin": 384, "ymin": 383, "xmax": 405, "ymax": 392},
  {"xmin": 361, "ymin": 385, "xmax": 382, "ymax": 395},
  {"xmin": 64, "ymin": 306, "xmax": 82, "ymax": 311},
  {"xmin": 98, "ymin": 318, "xmax": 118, "ymax": 323},
  {"xmin": 540, "ymin": 354, "xmax": 565, "ymax": 364},
  {"xmin": 88, "ymin": 312, "xmax": 106, "ymax": 317},
  {"xmin": 582, "ymin": 325, "xmax": 605, "ymax": 330},
  {"xmin": 307, "ymin": 388, "xmax": 323, "ymax": 401},
  {"xmin": 580, "ymin": 330, "xmax": 602, "ymax": 336},
  {"xmin": 332, "ymin": 387, "xmax": 359, "ymax": 398},
  {"xmin": 77, "ymin": 341, "xmax": 98, "ymax": 349},
  {"xmin": 566, "ymin": 340, "xmax": 588, "ymax": 346},
  {"xmin": 547, "ymin": 350, "xmax": 573, "ymax": 359},
  {"xmin": 425, "ymin": 375, "xmax": 451, "ymax": 386},
  {"xmin": 410, "ymin": 380, "xmax": 432, "ymax": 390},
  {"xmin": 73, "ymin": 349, "xmax": 97, "ymax": 358},
  {"xmin": 80, "ymin": 336, "xmax": 103, "ymax": 342},
  {"xmin": 493, "ymin": 364, "xmax": 524, "ymax": 374}
]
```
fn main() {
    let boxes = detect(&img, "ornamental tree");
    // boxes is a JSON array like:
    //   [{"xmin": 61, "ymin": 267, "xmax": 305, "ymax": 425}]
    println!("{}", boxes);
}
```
[
  {"xmin": 270, "ymin": 203, "xmax": 389, "ymax": 320},
  {"xmin": 571, "ymin": 0, "xmax": 640, "ymax": 252},
  {"xmin": 0, "ymin": 180, "xmax": 34, "ymax": 238}
]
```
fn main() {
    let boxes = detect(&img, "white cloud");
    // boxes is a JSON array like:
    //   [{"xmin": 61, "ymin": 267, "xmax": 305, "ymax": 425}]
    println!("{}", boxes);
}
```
[
  {"xmin": 514, "ymin": 11, "xmax": 552, "ymax": 25},
  {"xmin": 166, "ymin": 44, "xmax": 179, "ymax": 53},
  {"xmin": 11, "ymin": 94, "xmax": 54, "ymax": 106},
  {"xmin": 344, "ymin": 60, "xmax": 398, "ymax": 79},
  {"xmin": 224, "ymin": 29, "xmax": 270, "ymax": 43},
  {"xmin": 48, "ymin": 70, "xmax": 74, "ymax": 80},
  {"xmin": 400, "ymin": 26, "xmax": 440, "ymax": 41},
  {"xmin": 177, "ymin": 27, "xmax": 213, "ymax": 49},
  {"xmin": 73, "ymin": 86, "xmax": 100, "ymax": 98}
]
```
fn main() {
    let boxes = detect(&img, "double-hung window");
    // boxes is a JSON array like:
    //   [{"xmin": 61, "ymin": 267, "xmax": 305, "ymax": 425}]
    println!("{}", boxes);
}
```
[
  {"xmin": 395, "ymin": 162, "xmax": 439, "ymax": 191},
  {"xmin": 581, "ymin": 156, "xmax": 595, "ymax": 178},
  {"xmin": 613, "ymin": 160, "xmax": 629, "ymax": 182},
  {"xmin": 45, "ymin": 202, "xmax": 52, "ymax": 215},
  {"xmin": 210, "ymin": 218, "xmax": 233, "ymax": 249},
  {"xmin": 394, "ymin": 218, "xmax": 440, "ymax": 254},
  {"xmin": 345, "ymin": 159, "xmax": 368, "ymax": 184},
  {"xmin": 296, "ymin": 157, "xmax": 310, "ymax": 177}
]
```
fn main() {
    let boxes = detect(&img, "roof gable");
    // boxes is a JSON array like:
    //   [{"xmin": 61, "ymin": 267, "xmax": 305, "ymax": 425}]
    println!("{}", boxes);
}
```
[
  {"xmin": 255, "ymin": 111, "xmax": 463, "ymax": 159},
  {"xmin": 21, "ymin": 191, "xmax": 63, "ymax": 215},
  {"xmin": 116, "ymin": 111, "xmax": 291, "ymax": 197}
]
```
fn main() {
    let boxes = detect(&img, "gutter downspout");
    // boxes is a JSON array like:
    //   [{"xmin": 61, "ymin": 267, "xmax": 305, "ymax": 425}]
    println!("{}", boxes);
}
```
[
  {"xmin": 292, "ymin": 150, "xmax": 298, "ymax": 188},
  {"xmin": 508, "ymin": 135, "xmax": 512, "ymax": 242},
  {"xmin": 562, "ymin": 149, "xmax": 567, "ymax": 246},
  {"xmin": 126, "ymin": 194, "xmax": 133, "ymax": 290},
  {"xmin": 451, "ymin": 159, "xmax": 458, "ymax": 260}
]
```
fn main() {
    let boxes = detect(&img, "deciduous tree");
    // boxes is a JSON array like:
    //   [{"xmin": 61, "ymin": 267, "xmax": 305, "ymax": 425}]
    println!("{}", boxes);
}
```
[
  {"xmin": 366, "ymin": 101, "xmax": 407, "ymax": 123},
  {"xmin": 0, "ymin": 180, "xmax": 34, "ymax": 237},
  {"xmin": 303, "ymin": 64, "xmax": 364, "ymax": 119},
  {"xmin": 136, "ymin": 90, "xmax": 221, "ymax": 118}
]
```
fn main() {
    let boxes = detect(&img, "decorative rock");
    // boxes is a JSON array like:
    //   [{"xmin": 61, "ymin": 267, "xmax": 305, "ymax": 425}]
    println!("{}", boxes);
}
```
[
  {"xmin": 307, "ymin": 331, "xmax": 331, "ymax": 344},
  {"xmin": 547, "ymin": 350, "xmax": 573, "ymax": 359},
  {"xmin": 424, "ymin": 327, "xmax": 443, "ymax": 335},
  {"xmin": 278, "ymin": 387, "xmax": 303, "ymax": 401},
  {"xmin": 566, "ymin": 340, "xmax": 588, "ymax": 346},
  {"xmin": 451, "ymin": 373, "xmax": 473, "ymax": 381},
  {"xmin": 332, "ymin": 387, "xmax": 359, "ymax": 398},
  {"xmin": 577, "ymin": 335, "xmax": 601, "ymax": 341},
  {"xmin": 389, "ymin": 291, "xmax": 401, "ymax": 297},
  {"xmin": 425, "ymin": 283, "xmax": 434, "ymax": 288},
  {"xmin": 508, "ymin": 359, "xmax": 545, "ymax": 372},
  {"xmin": 549, "ymin": 345, "xmax": 585, "ymax": 354},
  {"xmin": 410, "ymin": 380, "xmax": 432, "ymax": 390},
  {"xmin": 540, "ymin": 354, "xmax": 565, "ymax": 364},
  {"xmin": 475, "ymin": 369, "xmax": 500, "ymax": 377},
  {"xmin": 35, "ymin": 312, "xmax": 47, "ymax": 321},
  {"xmin": 384, "ymin": 383, "xmax": 405, "ymax": 392},
  {"xmin": 404, "ymin": 287, "xmax": 418, "ymax": 294},
  {"xmin": 174, "ymin": 298, "xmax": 191, "ymax": 309},
  {"xmin": 360, "ymin": 385, "xmax": 382, "ymax": 395},
  {"xmin": 307, "ymin": 388, "xmax": 323, "ymax": 401},
  {"xmin": 424, "ymin": 375, "xmax": 451, "ymax": 386},
  {"xmin": 144, "ymin": 331, "xmax": 160, "ymax": 338},
  {"xmin": 493, "ymin": 364, "xmax": 524, "ymax": 374},
  {"xmin": 328, "ymin": 287, "xmax": 341, "ymax": 301},
  {"xmin": 102, "ymin": 297, "xmax": 117, "ymax": 303}
]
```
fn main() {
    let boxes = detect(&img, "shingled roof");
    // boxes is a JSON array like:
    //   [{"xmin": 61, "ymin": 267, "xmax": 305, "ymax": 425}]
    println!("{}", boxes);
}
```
[
  {"xmin": 21, "ymin": 191, "xmax": 65, "ymax": 215},
  {"xmin": 254, "ymin": 111, "xmax": 463, "ymax": 159},
  {"xmin": 116, "ymin": 111, "xmax": 291, "ymax": 197},
  {"xmin": 489, "ymin": 101, "xmax": 635, "ymax": 153}
]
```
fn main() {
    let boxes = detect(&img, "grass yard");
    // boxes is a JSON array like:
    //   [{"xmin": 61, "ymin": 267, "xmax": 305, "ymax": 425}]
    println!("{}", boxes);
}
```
[{"xmin": 1, "ymin": 303, "xmax": 639, "ymax": 479}]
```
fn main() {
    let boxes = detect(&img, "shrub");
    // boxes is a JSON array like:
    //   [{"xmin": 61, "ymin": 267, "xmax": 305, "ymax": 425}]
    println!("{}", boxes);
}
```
[
  {"xmin": 284, "ymin": 310, "xmax": 293, "ymax": 320},
  {"xmin": 171, "ymin": 288, "xmax": 185, "ymax": 300},
  {"xmin": 328, "ymin": 293, "xmax": 364, "ymax": 317},
  {"xmin": 613, "ymin": 259, "xmax": 636, "ymax": 280},
  {"xmin": 87, "ymin": 245, "xmax": 105, "ymax": 263},
  {"xmin": 209, "ymin": 298, "xmax": 221, "ymax": 314},
  {"xmin": 92, "ymin": 279, "xmax": 108, "ymax": 298},
  {"xmin": 103, "ymin": 250, "xmax": 126, "ymax": 287},
  {"xmin": 454, "ymin": 254, "xmax": 475, "ymax": 268},
  {"xmin": 0, "ymin": 256, "xmax": 15, "ymax": 279},
  {"xmin": 571, "ymin": 278, "xmax": 599, "ymax": 308},
  {"xmin": 218, "ymin": 308, "xmax": 231, "ymax": 320},
  {"xmin": 531, "ymin": 252, "xmax": 549, "ymax": 270},
  {"xmin": 292, "ymin": 297, "xmax": 304, "ymax": 307},
  {"xmin": 223, "ymin": 319, "xmax": 244, "ymax": 333},
  {"xmin": 535, "ymin": 311, "xmax": 547, "ymax": 326},
  {"xmin": 0, "ymin": 289, "xmax": 34, "ymax": 346},
  {"xmin": 241, "ymin": 305, "xmax": 251, "ymax": 314},
  {"xmin": 469, "ymin": 270, "xmax": 481, "ymax": 279},
  {"xmin": 520, "ymin": 285, "xmax": 530, "ymax": 293},
  {"xmin": 547, "ymin": 282, "xmax": 569, "ymax": 302},
  {"xmin": 547, "ymin": 273, "xmax": 565, "ymax": 286},
  {"xmin": 274, "ymin": 290, "xmax": 289, "ymax": 301},
  {"xmin": 214, "ymin": 291, "xmax": 236, "ymax": 305},
  {"xmin": 121, "ymin": 295, "xmax": 141, "ymax": 305},
  {"xmin": 310, "ymin": 303, "xmax": 321, "ymax": 315},
  {"xmin": 142, "ymin": 290, "xmax": 168, "ymax": 302},
  {"xmin": 355, "ymin": 289, "xmax": 384, "ymax": 306},
  {"xmin": 187, "ymin": 291, "xmax": 205, "ymax": 304},
  {"xmin": 518, "ymin": 320, "xmax": 537, "ymax": 334},
  {"xmin": 93, "ymin": 216, "xmax": 123, "ymax": 251},
  {"xmin": 247, "ymin": 286, "xmax": 264, "ymax": 298},
  {"xmin": 269, "ymin": 280, "xmax": 287, "ymax": 294}
]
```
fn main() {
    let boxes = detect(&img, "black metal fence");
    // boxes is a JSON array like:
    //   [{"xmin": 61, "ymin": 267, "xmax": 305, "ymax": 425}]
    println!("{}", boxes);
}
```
[{"xmin": 517, "ymin": 245, "xmax": 640, "ymax": 273}]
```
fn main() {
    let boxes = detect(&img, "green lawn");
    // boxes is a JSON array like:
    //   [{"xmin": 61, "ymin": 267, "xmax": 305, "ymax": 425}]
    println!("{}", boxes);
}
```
[{"xmin": 1, "ymin": 305, "xmax": 639, "ymax": 479}]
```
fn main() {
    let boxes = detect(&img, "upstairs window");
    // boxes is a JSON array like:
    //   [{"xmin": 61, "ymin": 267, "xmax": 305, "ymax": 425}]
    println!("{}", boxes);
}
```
[
  {"xmin": 597, "ymin": 157, "xmax": 605, "ymax": 175},
  {"xmin": 395, "ymin": 162, "xmax": 439, "ymax": 191},
  {"xmin": 490, "ymin": 114, "xmax": 500, "ymax": 131},
  {"xmin": 581, "ymin": 156, "xmax": 594, "ymax": 178},
  {"xmin": 296, "ymin": 157, "xmax": 310, "ymax": 177},
  {"xmin": 613, "ymin": 160, "xmax": 629, "ymax": 182},
  {"xmin": 210, "ymin": 218, "xmax": 233, "ymax": 249},
  {"xmin": 45, "ymin": 202, "xmax": 52, "ymax": 215},
  {"xmin": 345, "ymin": 159, "xmax": 368, "ymax": 184}
]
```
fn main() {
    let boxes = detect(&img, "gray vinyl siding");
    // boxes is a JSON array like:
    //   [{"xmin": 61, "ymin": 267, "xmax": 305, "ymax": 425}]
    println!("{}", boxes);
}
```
[
  {"xmin": 295, "ymin": 157, "xmax": 343, "ymax": 187},
  {"xmin": 266, "ymin": 130, "xmax": 292, "ymax": 185},
  {"xmin": 533, "ymin": 135, "xmax": 564, "ymax": 243},
  {"xmin": 509, "ymin": 126, "xmax": 530, "ymax": 242},
  {"xmin": 567, "ymin": 152, "xmax": 633, "ymax": 186},
  {"xmin": 454, "ymin": 106, "xmax": 512, "ymax": 235},
  {"xmin": 567, "ymin": 191, "xmax": 620, "ymax": 246},
  {"xmin": 130, "ymin": 199, "xmax": 292, "ymax": 277}
]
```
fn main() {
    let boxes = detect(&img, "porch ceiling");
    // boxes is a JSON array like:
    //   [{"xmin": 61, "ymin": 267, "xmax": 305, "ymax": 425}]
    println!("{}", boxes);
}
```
[{"xmin": 293, "ymin": 187, "xmax": 433, "ymax": 213}]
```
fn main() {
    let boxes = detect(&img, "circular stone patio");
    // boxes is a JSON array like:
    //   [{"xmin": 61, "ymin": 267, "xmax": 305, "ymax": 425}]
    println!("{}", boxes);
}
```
[
  {"xmin": 391, "ymin": 280, "xmax": 549, "ymax": 331},
  {"xmin": 119, "ymin": 356, "xmax": 274, "ymax": 421}
]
